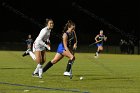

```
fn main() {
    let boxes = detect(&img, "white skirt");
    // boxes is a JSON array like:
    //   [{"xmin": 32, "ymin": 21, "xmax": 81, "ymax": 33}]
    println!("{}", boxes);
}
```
[{"xmin": 33, "ymin": 42, "xmax": 46, "ymax": 52}]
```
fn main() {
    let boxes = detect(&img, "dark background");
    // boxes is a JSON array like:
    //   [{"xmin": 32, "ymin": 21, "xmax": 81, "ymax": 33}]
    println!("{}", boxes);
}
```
[{"xmin": 1, "ymin": 0, "xmax": 140, "ymax": 46}]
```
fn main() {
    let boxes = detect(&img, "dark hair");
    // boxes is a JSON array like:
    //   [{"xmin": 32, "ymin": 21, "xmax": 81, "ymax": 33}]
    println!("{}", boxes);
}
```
[
  {"xmin": 45, "ymin": 18, "xmax": 53, "ymax": 26},
  {"xmin": 63, "ymin": 20, "xmax": 75, "ymax": 33}
]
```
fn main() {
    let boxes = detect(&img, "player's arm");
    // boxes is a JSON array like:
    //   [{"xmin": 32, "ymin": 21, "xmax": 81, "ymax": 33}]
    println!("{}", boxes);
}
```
[
  {"xmin": 95, "ymin": 35, "xmax": 99, "ymax": 42},
  {"xmin": 73, "ymin": 30, "xmax": 77, "ymax": 50},
  {"xmin": 38, "ymin": 30, "xmax": 51, "ymax": 50},
  {"xmin": 63, "ymin": 33, "xmax": 72, "ymax": 55},
  {"xmin": 104, "ymin": 35, "xmax": 107, "ymax": 41},
  {"xmin": 47, "ymin": 38, "xmax": 50, "ymax": 44}
]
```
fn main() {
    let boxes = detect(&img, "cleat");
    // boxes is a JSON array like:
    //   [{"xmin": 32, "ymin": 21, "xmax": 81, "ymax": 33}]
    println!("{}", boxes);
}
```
[
  {"xmin": 95, "ymin": 52, "xmax": 98, "ymax": 56},
  {"xmin": 22, "ymin": 52, "xmax": 29, "ymax": 57},
  {"xmin": 32, "ymin": 73, "xmax": 39, "ymax": 77},
  {"xmin": 22, "ymin": 49, "xmax": 31, "ymax": 57},
  {"xmin": 94, "ymin": 56, "xmax": 98, "ymax": 58},
  {"xmin": 39, "ymin": 76, "xmax": 42, "ymax": 79},
  {"xmin": 63, "ymin": 71, "xmax": 71, "ymax": 76}
]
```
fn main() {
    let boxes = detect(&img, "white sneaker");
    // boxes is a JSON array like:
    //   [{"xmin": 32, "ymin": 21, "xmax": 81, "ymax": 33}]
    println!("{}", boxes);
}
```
[
  {"xmin": 63, "ymin": 71, "xmax": 71, "ymax": 76},
  {"xmin": 94, "ymin": 56, "xmax": 98, "ymax": 58},
  {"xmin": 32, "ymin": 73, "xmax": 39, "ymax": 77},
  {"xmin": 96, "ymin": 52, "xmax": 99, "ymax": 56},
  {"xmin": 39, "ymin": 76, "xmax": 42, "ymax": 79}
]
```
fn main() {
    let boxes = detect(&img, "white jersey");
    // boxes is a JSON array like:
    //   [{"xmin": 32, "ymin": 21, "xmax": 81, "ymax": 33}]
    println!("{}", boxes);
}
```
[
  {"xmin": 33, "ymin": 26, "xmax": 51, "ymax": 52},
  {"xmin": 34, "ymin": 26, "xmax": 51, "ymax": 46}
]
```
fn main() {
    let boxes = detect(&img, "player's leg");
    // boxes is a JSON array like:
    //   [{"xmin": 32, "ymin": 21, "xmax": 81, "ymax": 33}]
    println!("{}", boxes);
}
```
[
  {"xmin": 32, "ymin": 50, "xmax": 46, "ymax": 77},
  {"xmin": 64, "ymin": 49, "xmax": 75, "ymax": 76},
  {"xmin": 43, "ymin": 53, "xmax": 64, "ymax": 73},
  {"xmin": 24, "ymin": 49, "xmax": 36, "ymax": 60},
  {"xmin": 22, "ymin": 48, "xmax": 30, "ymax": 57},
  {"xmin": 95, "ymin": 46, "xmax": 100, "ymax": 57},
  {"xmin": 96, "ymin": 46, "xmax": 103, "ymax": 56},
  {"xmin": 22, "ymin": 44, "xmax": 35, "ymax": 59},
  {"xmin": 32, "ymin": 51, "xmax": 43, "ymax": 78},
  {"xmin": 28, "ymin": 43, "xmax": 45, "ymax": 61},
  {"xmin": 38, "ymin": 50, "xmax": 46, "ymax": 78},
  {"xmin": 43, "ymin": 43, "xmax": 64, "ymax": 73},
  {"xmin": 62, "ymin": 50, "xmax": 75, "ymax": 76},
  {"xmin": 95, "ymin": 44, "xmax": 103, "ymax": 57},
  {"xmin": 41, "ymin": 50, "xmax": 46, "ymax": 64}
]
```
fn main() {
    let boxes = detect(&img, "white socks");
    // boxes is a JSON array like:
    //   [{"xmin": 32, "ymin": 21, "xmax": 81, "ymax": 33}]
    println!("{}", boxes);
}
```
[
  {"xmin": 28, "ymin": 51, "xmax": 42, "ymax": 78},
  {"xmin": 29, "ymin": 51, "xmax": 36, "ymax": 60},
  {"xmin": 39, "ymin": 66, "xmax": 43, "ymax": 78},
  {"xmin": 34, "ymin": 64, "xmax": 43, "ymax": 78},
  {"xmin": 33, "ymin": 64, "xmax": 40, "ymax": 74}
]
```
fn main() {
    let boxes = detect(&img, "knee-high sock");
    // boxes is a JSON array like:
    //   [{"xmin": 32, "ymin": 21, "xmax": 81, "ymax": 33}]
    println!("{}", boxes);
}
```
[
  {"xmin": 43, "ymin": 61, "xmax": 53, "ymax": 73},
  {"xmin": 97, "ymin": 50, "xmax": 101, "ymax": 53},
  {"xmin": 38, "ymin": 65, "xmax": 43, "ymax": 77},
  {"xmin": 66, "ymin": 60, "xmax": 73, "ymax": 72},
  {"xmin": 29, "ymin": 51, "xmax": 36, "ymax": 60},
  {"xmin": 95, "ymin": 50, "xmax": 101, "ymax": 56},
  {"xmin": 34, "ymin": 64, "xmax": 41, "ymax": 74}
]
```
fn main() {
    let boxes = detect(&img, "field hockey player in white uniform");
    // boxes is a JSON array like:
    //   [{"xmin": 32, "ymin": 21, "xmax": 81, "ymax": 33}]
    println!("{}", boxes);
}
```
[{"xmin": 22, "ymin": 18, "xmax": 54, "ymax": 79}]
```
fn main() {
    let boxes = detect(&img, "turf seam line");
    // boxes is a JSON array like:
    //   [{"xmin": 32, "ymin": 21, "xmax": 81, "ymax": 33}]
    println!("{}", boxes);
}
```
[{"xmin": 0, "ymin": 82, "xmax": 90, "ymax": 93}]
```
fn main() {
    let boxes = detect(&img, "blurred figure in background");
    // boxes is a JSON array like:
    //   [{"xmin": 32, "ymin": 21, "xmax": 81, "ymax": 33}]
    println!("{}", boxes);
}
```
[
  {"xmin": 23, "ymin": 34, "xmax": 33, "ymax": 52},
  {"xmin": 94, "ymin": 30, "xmax": 107, "ymax": 58}
]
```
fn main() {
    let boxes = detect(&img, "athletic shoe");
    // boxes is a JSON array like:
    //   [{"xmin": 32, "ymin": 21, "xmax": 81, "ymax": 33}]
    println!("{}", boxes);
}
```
[
  {"xmin": 32, "ymin": 73, "xmax": 39, "ymax": 77},
  {"xmin": 95, "ymin": 52, "xmax": 99, "ymax": 56},
  {"xmin": 94, "ymin": 56, "xmax": 98, "ymax": 58},
  {"xmin": 22, "ymin": 52, "xmax": 29, "ymax": 57},
  {"xmin": 39, "ymin": 76, "xmax": 42, "ymax": 79},
  {"xmin": 63, "ymin": 71, "xmax": 71, "ymax": 76},
  {"xmin": 22, "ymin": 49, "xmax": 30, "ymax": 57}
]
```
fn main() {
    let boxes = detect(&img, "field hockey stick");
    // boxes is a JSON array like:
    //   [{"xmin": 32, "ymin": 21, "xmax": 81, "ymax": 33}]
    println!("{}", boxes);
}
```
[
  {"xmin": 89, "ymin": 40, "xmax": 102, "ymax": 47},
  {"xmin": 69, "ymin": 47, "xmax": 76, "ymax": 79},
  {"xmin": 69, "ymin": 58, "xmax": 75, "ymax": 79},
  {"xmin": 69, "ymin": 65, "xmax": 73, "ymax": 79}
]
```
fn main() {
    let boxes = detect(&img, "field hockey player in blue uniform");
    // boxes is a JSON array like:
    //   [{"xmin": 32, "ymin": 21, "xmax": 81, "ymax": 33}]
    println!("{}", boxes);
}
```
[
  {"xmin": 95, "ymin": 30, "xmax": 107, "ymax": 58},
  {"xmin": 42, "ymin": 20, "xmax": 76, "ymax": 77}
]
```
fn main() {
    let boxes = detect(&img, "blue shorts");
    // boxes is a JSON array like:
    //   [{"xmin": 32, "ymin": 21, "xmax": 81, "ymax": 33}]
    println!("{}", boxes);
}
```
[
  {"xmin": 57, "ymin": 43, "xmax": 65, "ymax": 54},
  {"xmin": 96, "ymin": 43, "xmax": 103, "ymax": 47}
]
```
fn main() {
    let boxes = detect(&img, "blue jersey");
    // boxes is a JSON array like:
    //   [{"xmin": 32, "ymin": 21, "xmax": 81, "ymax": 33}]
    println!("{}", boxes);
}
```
[
  {"xmin": 97, "ymin": 34, "xmax": 105, "ymax": 44},
  {"xmin": 57, "ymin": 32, "xmax": 75, "ymax": 54},
  {"xmin": 96, "ymin": 34, "xmax": 105, "ymax": 47},
  {"xmin": 66, "ymin": 32, "xmax": 75, "ymax": 48}
]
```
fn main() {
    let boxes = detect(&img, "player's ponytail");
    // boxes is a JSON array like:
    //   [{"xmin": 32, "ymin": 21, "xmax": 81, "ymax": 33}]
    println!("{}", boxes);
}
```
[{"xmin": 62, "ymin": 20, "xmax": 75, "ymax": 33}]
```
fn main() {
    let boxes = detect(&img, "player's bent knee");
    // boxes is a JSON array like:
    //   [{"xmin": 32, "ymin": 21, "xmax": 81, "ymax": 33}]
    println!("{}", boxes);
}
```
[
  {"xmin": 36, "ymin": 59, "xmax": 42, "ymax": 64},
  {"xmin": 51, "ymin": 59, "xmax": 58, "ymax": 64},
  {"xmin": 70, "ymin": 56, "xmax": 75, "ymax": 61},
  {"xmin": 99, "ymin": 47, "xmax": 103, "ymax": 50}
]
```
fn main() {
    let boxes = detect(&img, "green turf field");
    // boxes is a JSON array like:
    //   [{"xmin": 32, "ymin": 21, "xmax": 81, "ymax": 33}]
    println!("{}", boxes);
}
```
[{"xmin": 0, "ymin": 51, "xmax": 140, "ymax": 93}]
